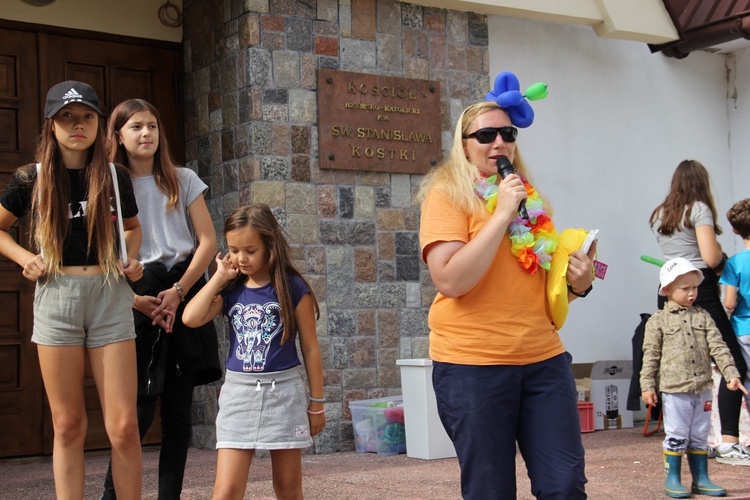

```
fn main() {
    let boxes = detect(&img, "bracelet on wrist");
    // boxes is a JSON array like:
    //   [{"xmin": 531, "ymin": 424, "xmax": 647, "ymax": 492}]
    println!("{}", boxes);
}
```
[
  {"xmin": 173, "ymin": 282, "xmax": 185, "ymax": 302},
  {"xmin": 309, "ymin": 395, "xmax": 326, "ymax": 402},
  {"xmin": 307, "ymin": 408, "xmax": 325, "ymax": 415},
  {"xmin": 568, "ymin": 283, "xmax": 593, "ymax": 298}
]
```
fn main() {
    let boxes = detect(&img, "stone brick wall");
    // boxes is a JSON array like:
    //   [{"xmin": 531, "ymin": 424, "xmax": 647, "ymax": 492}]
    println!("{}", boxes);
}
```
[{"xmin": 182, "ymin": 0, "xmax": 489, "ymax": 453}]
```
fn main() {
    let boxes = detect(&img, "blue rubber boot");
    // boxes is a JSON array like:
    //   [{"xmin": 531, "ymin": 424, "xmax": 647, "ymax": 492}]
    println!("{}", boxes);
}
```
[
  {"xmin": 686, "ymin": 449, "xmax": 727, "ymax": 497},
  {"xmin": 664, "ymin": 451, "xmax": 691, "ymax": 498}
]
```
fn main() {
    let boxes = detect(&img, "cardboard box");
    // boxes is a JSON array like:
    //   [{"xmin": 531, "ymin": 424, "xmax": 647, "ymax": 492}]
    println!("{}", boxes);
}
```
[
  {"xmin": 349, "ymin": 396, "xmax": 407, "ymax": 455},
  {"xmin": 575, "ymin": 377, "xmax": 591, "ymax": 402},
  {"xmin": 590, "ymin": 360, "xmax": 634, "ymax": 430}
]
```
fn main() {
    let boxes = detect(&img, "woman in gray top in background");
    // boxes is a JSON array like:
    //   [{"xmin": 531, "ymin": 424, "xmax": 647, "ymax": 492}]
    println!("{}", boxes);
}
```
[{"xmin": 650, "ymin": 159, "xmax": 750, "ymax": 465}]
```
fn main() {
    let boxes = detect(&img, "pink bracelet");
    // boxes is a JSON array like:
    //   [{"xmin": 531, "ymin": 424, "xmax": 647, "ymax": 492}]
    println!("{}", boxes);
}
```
[{"xmin": 306, "ymin": 408, "xmax": 325, "ymax": 415}]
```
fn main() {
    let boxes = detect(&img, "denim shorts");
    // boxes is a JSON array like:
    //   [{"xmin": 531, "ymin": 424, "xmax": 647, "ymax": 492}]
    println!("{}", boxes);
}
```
[{"xmin": 32, "ymin": 273, "xmax": 136, "ymax": 348}]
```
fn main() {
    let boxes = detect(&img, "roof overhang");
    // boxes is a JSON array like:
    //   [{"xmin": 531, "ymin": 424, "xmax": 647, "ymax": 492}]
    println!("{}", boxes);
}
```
[
  {"xmin": 404, "ymin": 0, "xmax": 680, "ymax": 45},
  {"xmin": 405, "ymin": 0, "xmax": 750, "ymax": 58},
  {"xmin": 649, "ymin": 0, "xmax": 750, "ymax": 58}
]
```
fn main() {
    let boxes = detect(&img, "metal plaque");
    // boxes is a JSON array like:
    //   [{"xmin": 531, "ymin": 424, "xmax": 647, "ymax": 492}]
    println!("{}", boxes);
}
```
[{"xmin": 317, "ymin": 69, "xmax": 442, "ymax": 175}]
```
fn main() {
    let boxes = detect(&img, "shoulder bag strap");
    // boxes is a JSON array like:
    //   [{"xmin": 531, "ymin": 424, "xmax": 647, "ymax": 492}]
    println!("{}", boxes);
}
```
[
  {"xmin": 108, "ymin": 163, "xmax": 128, "ymax": 266},
  {"xmin": 35, "ymin": 163, "xmax": 44, "ymax": 260}
]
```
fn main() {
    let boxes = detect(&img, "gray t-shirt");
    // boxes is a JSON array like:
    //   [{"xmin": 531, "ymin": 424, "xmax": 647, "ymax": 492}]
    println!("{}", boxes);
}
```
[
  {"xmin": 132, "ymin": 167, "xmax": 207, "ymax": 270},
  {"xmin": 652, "ymin": 201, "xmax": 714, "ymax": 269}
]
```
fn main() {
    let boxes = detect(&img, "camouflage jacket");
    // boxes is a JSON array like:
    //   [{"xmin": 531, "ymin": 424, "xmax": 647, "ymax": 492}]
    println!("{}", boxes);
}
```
[{"xmin": 640, "ymin": 302, "xmax": 739, "ymax": 394}]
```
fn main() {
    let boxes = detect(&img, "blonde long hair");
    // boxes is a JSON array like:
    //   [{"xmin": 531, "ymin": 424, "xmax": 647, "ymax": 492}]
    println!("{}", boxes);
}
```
[
  {"xmin": 26, "ymin": 116, "xmax": 119, "ymax": 278},
  {"xmin": 416, "ymin": 101, "xmax": 540, "ymax": 214}
]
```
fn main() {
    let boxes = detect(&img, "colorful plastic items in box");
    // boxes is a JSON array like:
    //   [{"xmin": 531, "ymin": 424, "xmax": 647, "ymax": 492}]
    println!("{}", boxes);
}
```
[{"xmin": 350, "ymin": 396, "xmax": 407, "ymax": 455}]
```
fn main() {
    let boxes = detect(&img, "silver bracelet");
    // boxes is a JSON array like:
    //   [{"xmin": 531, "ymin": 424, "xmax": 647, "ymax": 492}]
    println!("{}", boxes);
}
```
[
  {"xmin": 309, "ymin": 395, "xmax": 326, "ymax": 402},
  {"xmin": 173, "ymin": 282, "xmax": 185, "ymax": 302}
]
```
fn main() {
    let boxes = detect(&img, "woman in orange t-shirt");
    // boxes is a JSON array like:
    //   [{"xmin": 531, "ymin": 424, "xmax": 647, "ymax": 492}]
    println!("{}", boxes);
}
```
[{"xmin": 417, "ymin": 74, "xmax": 596, "ymax": 499}]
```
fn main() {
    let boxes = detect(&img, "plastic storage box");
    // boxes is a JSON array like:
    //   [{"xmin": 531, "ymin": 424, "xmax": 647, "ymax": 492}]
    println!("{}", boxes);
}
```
[
  {"xmin": 349, "ymin": 396, "xmax": 407, "ymax": 455},
  {"xmin": 578, "ymin": 401, "xmax": 595, "ymax": 433}
]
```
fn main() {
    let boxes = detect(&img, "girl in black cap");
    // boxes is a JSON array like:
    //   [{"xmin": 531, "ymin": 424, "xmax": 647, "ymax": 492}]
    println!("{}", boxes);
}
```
[{"xmin": 0, "ymin": 81, "xmax": 144, "ymax": 499}]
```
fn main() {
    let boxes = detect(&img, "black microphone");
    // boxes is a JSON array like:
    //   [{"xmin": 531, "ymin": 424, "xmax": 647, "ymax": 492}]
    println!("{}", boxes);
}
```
[{"xmin": 496, "ymin": 155, "xmax": 529, "ymax": 220}]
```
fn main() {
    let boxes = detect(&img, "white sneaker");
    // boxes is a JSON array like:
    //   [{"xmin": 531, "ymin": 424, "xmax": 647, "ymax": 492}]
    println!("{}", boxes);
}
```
[{"xmin": 715, "ymin": 444, "xmax": 750, "ymax": 466}]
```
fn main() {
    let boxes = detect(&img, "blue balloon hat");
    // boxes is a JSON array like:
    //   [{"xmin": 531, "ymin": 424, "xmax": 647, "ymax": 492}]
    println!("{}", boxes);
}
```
[{"xmin": 485, "ymin": 71, "xmax": 547, "ymax": 128}]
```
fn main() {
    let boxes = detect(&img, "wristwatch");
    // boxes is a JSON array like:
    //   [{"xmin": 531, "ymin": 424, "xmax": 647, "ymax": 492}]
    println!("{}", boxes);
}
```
[{"xmin": 568, "ymin": 283, "xmax": 593, "ymax": 298}]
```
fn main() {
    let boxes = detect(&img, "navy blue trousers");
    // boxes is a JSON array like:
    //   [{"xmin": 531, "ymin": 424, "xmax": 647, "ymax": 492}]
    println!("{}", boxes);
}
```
[{"xmin": 433, "ymin": 352, "xmax": 587, "ymax": 499}]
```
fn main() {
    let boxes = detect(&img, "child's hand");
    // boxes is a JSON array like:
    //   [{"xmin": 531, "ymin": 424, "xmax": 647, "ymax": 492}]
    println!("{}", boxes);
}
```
[
  {"xmin": 307, "ymin": 407, "xmax": 326, "ymax": 437},
  {"xmin": 121, "ymin": 258, "xmax": 143, "ymax": 282},
  {"xmin": 727, "ymin": 377, "xmax": 749, "ymax": 395},
  {"xmin": 22, "ymin": 254, "xmax": 46, "ymax": 281},
  {"xmin": 642, "ymin": 390, "xmax": 658, "ymax": 407},
  {"xmin": 213, "ymin": 252, "xmax": 239, "ymax": 282}
]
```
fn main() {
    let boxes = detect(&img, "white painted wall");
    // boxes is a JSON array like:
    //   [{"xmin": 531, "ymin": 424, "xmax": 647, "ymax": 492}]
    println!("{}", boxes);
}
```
[
  {"xmin": 1, "ymin": 0, "xmax": 182, "ymax": 42},
  {"xmin": 488, "ymin": 16, "xmax": 741, "ymax": 363},
  {"xmin": 729, "ymin": 49, "xmax": 750, "ymax": 212}
]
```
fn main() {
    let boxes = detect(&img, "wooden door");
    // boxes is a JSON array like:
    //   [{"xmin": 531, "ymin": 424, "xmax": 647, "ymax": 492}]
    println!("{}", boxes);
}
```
[
  {"xmin": 0, "ymin": 24, "xmax": 183, "ymax": 457},
  {"xmin": 40, "ymin": 33, "xmax": 184, "ymax": 164},
  {"xmin": 0, "ymin": 28, "xmax": 45, "ymax": 458}
]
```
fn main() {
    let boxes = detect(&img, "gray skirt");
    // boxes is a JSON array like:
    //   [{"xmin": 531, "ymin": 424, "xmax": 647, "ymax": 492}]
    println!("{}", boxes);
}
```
[{"xmin": 216, "ymin": 366, "xmax": 313, "ymax": 450}]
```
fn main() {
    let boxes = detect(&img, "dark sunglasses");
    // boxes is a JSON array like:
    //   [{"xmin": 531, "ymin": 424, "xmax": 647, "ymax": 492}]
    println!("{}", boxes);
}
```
[{"xmin": 463, "ymin": 126, "xmax": 518, "ymax": 144}]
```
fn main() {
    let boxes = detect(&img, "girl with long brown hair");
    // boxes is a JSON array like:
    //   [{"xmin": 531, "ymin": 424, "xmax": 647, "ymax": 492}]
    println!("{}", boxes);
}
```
[
  {"xmin": 650, "ymin": 159, "xmax": 750, "ymax": 465},
  {"xmin": 101, "ymin": 98, "xmax": 221, "ymax": 499},
  {"xmin": 183, "ymin": 204, "xmax": 325, "ymax": 500},
  {"xmin": 0, "ymin": 81, "xmax": 144, "ymax": 498}
]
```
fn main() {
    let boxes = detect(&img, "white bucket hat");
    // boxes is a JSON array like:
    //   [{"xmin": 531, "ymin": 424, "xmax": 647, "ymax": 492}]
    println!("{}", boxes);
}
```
[{"xmin": 659, "ymin": 257, "xmax": 704, "ymax": 296}]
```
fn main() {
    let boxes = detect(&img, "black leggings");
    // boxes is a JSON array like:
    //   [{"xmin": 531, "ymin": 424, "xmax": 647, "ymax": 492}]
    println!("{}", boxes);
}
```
[
  {"xmin": 102, "ymin": 348, "xmax": 196, "ymax": 499},
  {"xmin": 658, "ymin": 267, "xmax": 746, "ymax": 437}
]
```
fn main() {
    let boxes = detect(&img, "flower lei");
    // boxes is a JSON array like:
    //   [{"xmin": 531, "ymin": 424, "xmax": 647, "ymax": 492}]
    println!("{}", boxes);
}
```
[{"xmin": 474, "ymin": 175, "xmax": 558, "ymax": 274}]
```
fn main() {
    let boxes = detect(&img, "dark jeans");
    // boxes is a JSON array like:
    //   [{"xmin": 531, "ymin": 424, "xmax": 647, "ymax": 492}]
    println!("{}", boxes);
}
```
[
  {"xmin": 432, "ymin": 353, "xmax": 587, "ymax": 500},
  {"xmin": 658, "ymin": 268, "xmax": 747, "ymax": 437},
  {"xmin": 102, "ymin": 352, "xmax": 196, "ymax": 500}
]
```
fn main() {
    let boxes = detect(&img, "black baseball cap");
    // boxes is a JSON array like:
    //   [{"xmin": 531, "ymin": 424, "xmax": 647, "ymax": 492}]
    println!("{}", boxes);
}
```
[{"xmin": 44, "ymin": 80, "xmax": 102, "ymax": 119}]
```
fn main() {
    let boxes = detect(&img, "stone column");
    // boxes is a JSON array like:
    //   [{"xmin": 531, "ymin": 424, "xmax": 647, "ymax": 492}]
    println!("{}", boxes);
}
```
[{"xmin": 182, "ymin": 0, "xmax": 489, "ymax": 453}]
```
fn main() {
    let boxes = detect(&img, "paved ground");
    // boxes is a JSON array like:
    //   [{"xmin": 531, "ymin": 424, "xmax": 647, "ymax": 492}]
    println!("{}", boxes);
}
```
[{"xmin": 3, "ymin": 427, "xmax": 750, "ymax": 499}]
